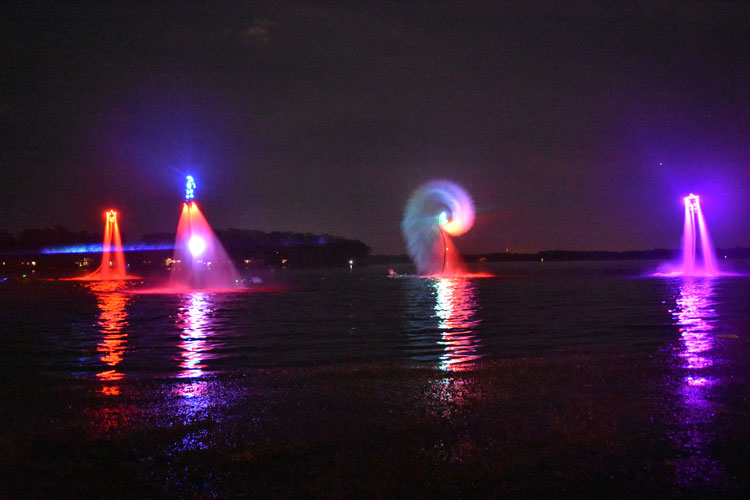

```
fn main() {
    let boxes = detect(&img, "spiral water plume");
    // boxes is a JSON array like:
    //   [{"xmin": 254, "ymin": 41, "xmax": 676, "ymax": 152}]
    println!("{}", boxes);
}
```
[{"xmin": 401, "ymin": 180, "xmax": 475, "ymax": 276}]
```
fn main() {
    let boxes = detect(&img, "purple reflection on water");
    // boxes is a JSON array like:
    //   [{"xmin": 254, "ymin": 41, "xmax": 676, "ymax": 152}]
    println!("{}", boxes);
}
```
[
  {"xmin": 173, "ymin": 292, "xmax": 223, "ymax": 416},
  {"xmin": 170, "ymin": 293, "xmax": 232, "ymax": 434},
  {"xmin": 431, "ymin": 277, "xmax": 482, "ymax": 371},
  {"xmin": 672, "ymin": 279, "xmax": 717, "ymax": 371},
  {"xmin": 668, "ymin": 277, "xmax": 724, "ymax": 486},
  {"xmin": 175, "ymin": 292, "xmax": 215, "ymax": 380}
]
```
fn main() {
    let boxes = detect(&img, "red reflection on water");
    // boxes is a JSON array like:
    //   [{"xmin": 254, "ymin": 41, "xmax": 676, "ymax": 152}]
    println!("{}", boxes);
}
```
[
  {"xmin": 175, "ymin": 293, "xmax": 215, "ymax": 383},
  {"xmin": 431, "ymin": 277, "xmax": 481, "ymax": 371},
  {"xmin": 87, "ymin": 280, "xmax": 131, "ymax": 396}
]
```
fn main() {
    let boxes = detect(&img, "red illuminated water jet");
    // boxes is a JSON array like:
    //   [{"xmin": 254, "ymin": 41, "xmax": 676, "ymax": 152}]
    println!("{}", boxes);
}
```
[{"xmin": 69, "ymin": 210, "xmax": 134, "ymax": 280}]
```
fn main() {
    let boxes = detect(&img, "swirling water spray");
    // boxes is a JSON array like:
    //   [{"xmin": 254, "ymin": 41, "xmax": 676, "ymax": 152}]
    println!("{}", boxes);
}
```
[{"xmin": 401, "ymin": 180, "xmax": 475, "ymax": 275}]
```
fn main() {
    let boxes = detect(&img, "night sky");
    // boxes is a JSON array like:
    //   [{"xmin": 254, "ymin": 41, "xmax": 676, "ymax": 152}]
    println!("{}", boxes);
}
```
[{"xmin": 2, "ymin": 1, "xmax": 749, "ymax": 254}]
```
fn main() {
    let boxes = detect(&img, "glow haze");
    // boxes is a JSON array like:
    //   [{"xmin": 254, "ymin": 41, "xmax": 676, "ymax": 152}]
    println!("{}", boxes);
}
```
[{"xmin": 3, "ymin": 4, "xmax": 750, "ymax": 255}]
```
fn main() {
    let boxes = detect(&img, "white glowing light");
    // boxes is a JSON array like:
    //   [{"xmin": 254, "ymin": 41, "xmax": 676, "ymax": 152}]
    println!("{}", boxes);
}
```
[
  {"xmin": 685, "ymin": 193, "xmax": 700, "ymax": 212},
  {"xmin": 438, "ymin": 211, "xmax": 449, "ymax": 226},
  {"xmin": 188, "ymin": 235, "xmax": 206, "ymax": 256}
]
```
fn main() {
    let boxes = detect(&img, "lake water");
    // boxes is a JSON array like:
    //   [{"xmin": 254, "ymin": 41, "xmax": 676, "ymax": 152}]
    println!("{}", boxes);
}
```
[{"xmin": 2, "ymin": 260, "xmax": 750, "ymax": 497}]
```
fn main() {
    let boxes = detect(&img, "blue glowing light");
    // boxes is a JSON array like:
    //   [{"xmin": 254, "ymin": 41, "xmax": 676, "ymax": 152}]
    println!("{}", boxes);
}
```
[{"xmin": 185, "ymin": 175, "xmax": 196, "ymax": 201}]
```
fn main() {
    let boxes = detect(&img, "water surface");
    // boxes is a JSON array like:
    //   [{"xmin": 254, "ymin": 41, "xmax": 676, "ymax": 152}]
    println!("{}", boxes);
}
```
[{"xmin": 2, "ymin": 261, "xmax": 750, "ymax": 497}]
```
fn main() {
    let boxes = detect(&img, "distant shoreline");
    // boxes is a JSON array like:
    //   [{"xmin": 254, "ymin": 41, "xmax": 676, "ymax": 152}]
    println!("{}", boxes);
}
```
[{"xmin": 370, "ymin": 247, "xmax": 750, "ymax": 264}]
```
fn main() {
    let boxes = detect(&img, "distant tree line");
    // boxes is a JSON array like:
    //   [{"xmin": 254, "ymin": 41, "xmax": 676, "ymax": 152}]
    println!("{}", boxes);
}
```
[
  {"xmin": 4, "ymin": 225, "xmax": 750, "ymax": 266},
  {"xmin": 218, "ymin": 229, "xmax": 370, "ymax": 268},
  {"xmin": 140, "ymin": 228, "xmax": 371, "ymax": 268},
  {"xmin": 0, "ymin": 226, "xmax": 371, "ymax": 269},
  {"xmin": 0, "ymin": 227, "xmax": 101, "ymax": 253},
  {"xmin": 371, "ymin": 247, "xmax": 750, "ymax": 264}
]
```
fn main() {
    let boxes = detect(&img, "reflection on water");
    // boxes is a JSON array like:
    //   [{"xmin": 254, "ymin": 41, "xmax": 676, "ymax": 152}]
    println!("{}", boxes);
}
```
[
  {"xmin": 419, "ymin": 278, "xmax": 483, "ymax": 461},
  {"xmin": 432, "ymin": 278, "xmax": 482, "ymax": 371},
  {"xmin": 668, "ymin": 278, "xmax": 723, "ymax": 486},
  {"xmin": 672, "ymin": 280, "xmax": 717, "ymax": 371},
  {"xmin": 174, "ymin": 293, "xmax": 218, "ymax": 406},
  {"xmin": 176, "ymin": 293, "xmax": 214, "ymax": 379},
  {"xmin": 87, "ymin": 281, "xmax": 131, "ymax": 396}
]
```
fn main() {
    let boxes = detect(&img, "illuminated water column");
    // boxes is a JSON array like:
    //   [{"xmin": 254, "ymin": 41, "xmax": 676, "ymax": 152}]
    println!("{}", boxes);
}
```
[
  {"xmin": 168, "ymin": 176, "xmax": 240, "ymax": 290},
  {"xmin": 402, "ymin": 180, "xmax": 475, "ymax": 276},
  {"xmin": 681, "ymin": 200, "xmax": 696, "ymax": 276},
  {"xmin": 86, "ymin": 209, "xmax": 128, "ymax": 279},
  {"xmin": 680, "ymin": 195, "xmax": 719, "ymax": 277},
  {"xmin": 108, "ymin": 210, "xmax": 127, "ymax": 277}
]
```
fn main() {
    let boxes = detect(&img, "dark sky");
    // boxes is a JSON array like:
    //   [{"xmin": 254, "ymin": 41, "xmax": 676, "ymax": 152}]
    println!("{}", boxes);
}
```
[{"xmin": 2, "ymin": 1, "xmax": 749, "ymax": 253}]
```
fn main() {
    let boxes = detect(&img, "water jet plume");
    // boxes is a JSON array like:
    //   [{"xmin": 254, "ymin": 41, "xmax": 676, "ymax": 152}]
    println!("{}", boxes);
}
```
[
  {"xmin": 69, "ymin": 209, "xmax": 134, "ymax": 280},
  {"xmin": 654, "ymin": 194, "xmax": 722, "ymax": 277},
  {"xmin": 401, "ymin": 180, "xmax": 475, "ymax": 276},
  {"xmin": 165, "ymin": 176, "xmax": 241, "ymax": 291}
]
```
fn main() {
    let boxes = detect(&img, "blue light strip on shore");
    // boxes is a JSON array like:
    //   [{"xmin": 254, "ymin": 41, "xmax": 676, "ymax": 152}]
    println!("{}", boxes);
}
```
[{"xmin": 40, "ymin": 243, "xmax": 174, "ymax": 255}]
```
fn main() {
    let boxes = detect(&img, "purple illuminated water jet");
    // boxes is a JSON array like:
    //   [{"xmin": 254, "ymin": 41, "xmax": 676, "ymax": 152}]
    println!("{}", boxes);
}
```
[
  {"xmin": 164, "ymin": 176, "xmax": 241, "ymax": 291},
  {"xmin": 656, "ymin": 194, "xmax": 721, "ymax": 277}
]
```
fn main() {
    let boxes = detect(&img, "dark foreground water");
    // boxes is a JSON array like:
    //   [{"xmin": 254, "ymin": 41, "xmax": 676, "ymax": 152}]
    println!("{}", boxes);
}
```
[{"xmin": 2, "ymin": 261, "xmax": 750, "ymax": 498}]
